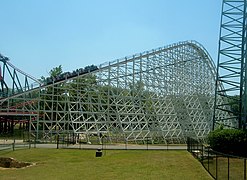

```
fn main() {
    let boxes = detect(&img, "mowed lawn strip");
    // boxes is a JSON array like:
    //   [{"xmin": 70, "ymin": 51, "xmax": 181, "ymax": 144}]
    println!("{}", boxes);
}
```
[{"xmin": 0, "ymin": 149, "xmax": 212, "ymax": 180}]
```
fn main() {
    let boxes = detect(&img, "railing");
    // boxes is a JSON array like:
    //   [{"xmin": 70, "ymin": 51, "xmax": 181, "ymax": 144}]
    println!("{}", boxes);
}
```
[
  {"xmin": 187, "ymin": 137, "xmax": 247, "ymax": 180},
  {"xmin": 52, "ymin": 134, "xmax": 187, "ymax": 150},
  {"xmin": 0, "ymin": 140, "xmax": 31, "ymax": 152}
]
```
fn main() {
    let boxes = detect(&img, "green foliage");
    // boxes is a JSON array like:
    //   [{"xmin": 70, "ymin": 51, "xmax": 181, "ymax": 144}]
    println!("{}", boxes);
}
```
[
  {"xmin": 208, "ymin": 128, "xmax": 247, "ymax": 157},
  {"xmin": 228, "ymin": 95, "xmax": 240, "ymax": 116},
  {"xmin": 39, "ymin": 76, "xmax": 46, "ymax": 83},
  {"xmin": 49, "ymin": 65, "xmax": 63, "ymax": 78}
]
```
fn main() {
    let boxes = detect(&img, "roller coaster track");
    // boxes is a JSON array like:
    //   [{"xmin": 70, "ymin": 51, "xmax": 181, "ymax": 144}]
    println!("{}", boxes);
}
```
[
  {"xmin": 0, "ymin": 40, "xmax": 233, "ymax": 143},
  {"xmin": 1, "ymin": 40, "xmax": 218, "ymax": 102},
  {"xmin": 0, "ymin": 54, "xmax": 42, "ymax": 101},
  {"xmin": 6, "ymin": 61, "xmax": 41, "ymax": 84},
  {"xmin": 1, "ymin": 0, "xmax": 244, "ymax": 142}
]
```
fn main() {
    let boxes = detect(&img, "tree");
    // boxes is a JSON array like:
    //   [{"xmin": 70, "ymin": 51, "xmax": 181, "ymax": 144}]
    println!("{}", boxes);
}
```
[
  {"xmin": 49, "ymin": 65, "xmax": 63, "ymax": 78},
  {"xmin": 38, "ymin": 65, "xmax": 63, "ymax": 83}
]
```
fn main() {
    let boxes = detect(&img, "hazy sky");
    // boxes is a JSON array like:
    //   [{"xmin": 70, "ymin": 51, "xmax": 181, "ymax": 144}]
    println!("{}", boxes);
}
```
[{"xmin": 0, "ymin": 0, "xmax": 222, "ymax": 78}]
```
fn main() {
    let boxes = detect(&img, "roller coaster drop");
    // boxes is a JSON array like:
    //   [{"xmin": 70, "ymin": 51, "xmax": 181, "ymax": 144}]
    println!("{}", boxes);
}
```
[{"xmin": 0, "ymin": 41, "xmax": 233, "ymax": 143}]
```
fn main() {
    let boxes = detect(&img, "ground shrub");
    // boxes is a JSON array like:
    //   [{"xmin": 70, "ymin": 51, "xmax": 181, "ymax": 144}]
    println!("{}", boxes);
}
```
[{"xmin": 207, "ymin": 128, "xmax": 247, "ymax": 157}]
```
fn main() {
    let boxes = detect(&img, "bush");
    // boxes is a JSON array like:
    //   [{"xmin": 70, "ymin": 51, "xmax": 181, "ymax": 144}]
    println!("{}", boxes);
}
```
[{"xmin": 207, "ymin": 128, "xmax": 247, "ymax": 157}]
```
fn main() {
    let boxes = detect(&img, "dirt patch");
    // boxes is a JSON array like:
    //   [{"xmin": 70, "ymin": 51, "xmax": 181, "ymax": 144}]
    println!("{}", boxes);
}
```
[{"xmin": 0, "ymin": 157, "xmax": 33, "ymax": 169}]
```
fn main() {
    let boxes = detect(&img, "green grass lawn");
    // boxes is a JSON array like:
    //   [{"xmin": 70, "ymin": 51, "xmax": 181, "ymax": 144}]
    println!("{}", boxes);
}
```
[
  {"xmin": 202, "ymin": 157, "xmax": 246, "ymax": 179},
  {"xmin": 0, "ymin": 149, "xmax": 212, "ymax": 180}
]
